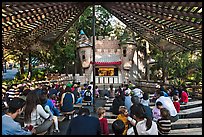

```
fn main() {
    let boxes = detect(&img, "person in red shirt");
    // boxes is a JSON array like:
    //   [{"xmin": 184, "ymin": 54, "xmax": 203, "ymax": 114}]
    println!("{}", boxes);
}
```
[
  {"xmin": 97, "ymin": 107, "xmax": 109, "ymax": 135},
  {"xmin": 179, "ymin": 90, "xmax": 188, "ymax": 105},
  {"xmin": 173, "ymin": 95, "xmax": 180, "ymax": 113}
]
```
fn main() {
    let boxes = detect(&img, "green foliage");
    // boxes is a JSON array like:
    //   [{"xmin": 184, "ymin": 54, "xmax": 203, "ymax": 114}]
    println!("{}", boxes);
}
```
[{"xmin": 150, "ymin": 48, "xmax": 202, "ymax": 84}]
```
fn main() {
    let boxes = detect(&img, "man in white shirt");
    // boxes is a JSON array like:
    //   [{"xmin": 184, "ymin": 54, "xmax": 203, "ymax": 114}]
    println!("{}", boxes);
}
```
[{"xmin": 156, "ymin": 92, "xmax": 179, "ymax": 122}]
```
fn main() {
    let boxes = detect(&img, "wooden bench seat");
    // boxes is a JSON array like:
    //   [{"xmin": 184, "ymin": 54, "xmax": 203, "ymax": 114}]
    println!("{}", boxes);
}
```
[
  {"xmin": 104, "ymin": 107, "xmax": 111, "ymax": 111},
  {"xmin": 180, "ymin": 100, "xmax": 202, "ymax": 109},
  {"xmin": 172, "ymin": 118, "xmax": 202, "ymax": 129},
  {"xmin": 150, "ymin": 100, "xmax": 202, "ymax": 110},
  {"xmin": 57, "ymin": 115, "xmax": 66, "ymax": 122},
  {"xmin": 74, "ymin": 104, "xmax": 83, "ymax": 109},
  {"xmin": 82, "ymin": 100, "xmax": 92, "ymax": 106},
  {"xmin": 104, "ymin": 103, "xmax": 112, "ymax": 107},
  {"xmin": 105, "ymin": 112, "xmax": 117, "ymax": 118},
  {"xmin": 178, "ymin": 106, "xmax": 202, "ymax": 118},
  {"xmin": 37, "ymin": 131, "xmax": 47, "ymax": 135},
  {"xmin": 106, "ymin": 100, "xmax": 113, "ymax": 103},
  {"xmin": 61, "ymin": 110, "xmax": 75, "ymax": 120},
  {"xmin": 170, "ymin": 127, "xmax": 202, "ymax": 135},
  {"xmin": 107, "ymin": 118, "xmax": 116, "ymax": 124}
]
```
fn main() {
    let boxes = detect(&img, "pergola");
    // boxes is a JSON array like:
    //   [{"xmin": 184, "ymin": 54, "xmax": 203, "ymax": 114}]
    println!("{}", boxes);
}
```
[
  {"xmin": 2, "ymin": 2, "xmax": 202, "ymax": 111},
  {"xmin": 2, "ymin": 2, "xmax": 202, "ymax": 52}
]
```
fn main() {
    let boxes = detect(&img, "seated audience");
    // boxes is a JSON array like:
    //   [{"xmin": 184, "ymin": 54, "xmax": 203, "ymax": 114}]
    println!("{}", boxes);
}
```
[
  {"xmin": 2, "ymin": 98, "xmax": 35, "ymax": 135},
  {"xmin": 24, "ymin": 91, "xmax": 54, "ymax": 135},
  {"xmin": 66, "ymin": 108, "xmax": 101, "ymax": 135},
  {"xmin": 112, "ymin": 94, "xmax": 125, "ymax": 115}
]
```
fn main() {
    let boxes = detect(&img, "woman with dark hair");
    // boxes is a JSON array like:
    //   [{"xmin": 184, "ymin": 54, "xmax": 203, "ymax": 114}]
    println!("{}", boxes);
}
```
[
  {"xmin": 130, "ymin": 104, "xmax": 158, "ymax": 135},
  {"xmin": 24, "ymin": 91, "xmax": 54, "ymax": 135}
]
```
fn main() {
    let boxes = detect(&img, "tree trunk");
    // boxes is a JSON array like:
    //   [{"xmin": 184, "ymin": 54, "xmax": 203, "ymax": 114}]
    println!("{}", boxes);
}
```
[
  {"xmin": 28, "ymin": 51, "xmax": 32, "ymax": 81},
  {"xmin": 20, "ymin": 55, "xmax": 24, "ymax": 75}
]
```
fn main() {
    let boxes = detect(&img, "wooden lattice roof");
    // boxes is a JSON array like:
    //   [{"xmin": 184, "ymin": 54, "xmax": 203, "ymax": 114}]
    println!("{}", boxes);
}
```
[{"xmin": 2, "ymin": 2, "xmax": 202, "ymax": 52}]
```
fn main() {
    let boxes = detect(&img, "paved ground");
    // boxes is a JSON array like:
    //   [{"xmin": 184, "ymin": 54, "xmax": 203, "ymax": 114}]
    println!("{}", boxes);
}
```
[
  {"xmin": 53, "ymin": 97, "xmax": 107, "ymax": 135},
  {"xmin": 2, "ymin": 68, "xmax": 18, "ymax": 80}
]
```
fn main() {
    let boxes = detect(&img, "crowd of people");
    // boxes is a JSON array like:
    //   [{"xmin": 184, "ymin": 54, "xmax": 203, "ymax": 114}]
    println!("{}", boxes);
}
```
[{"xmin": 2, "ymin": 80, "xmax": 189, "ymax": 135}]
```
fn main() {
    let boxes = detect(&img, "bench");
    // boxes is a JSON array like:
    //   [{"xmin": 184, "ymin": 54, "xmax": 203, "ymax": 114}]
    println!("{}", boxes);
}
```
[
  {"xmin": 61, "ymin": 110, "xmax": 75, "ymax": 120},
  {"xmin": 104, "ymin": 103, "xmax": 112, "ymax": 107},
  {"xmin": 82, "ymin": 100, "xmax": 92, "ymax": 106},
  {"xmin": 172, "ymin": 118, "xmax": 202, "ymax": 129},
  {"xmin": 178, "ymin": 106, "xmax": 202, "ymax": 118},
  {"xmin": 74, "ymin": 104, "xmax": 83, "ymax": 109},
  {"xmin": 57, "ymin": 115, "xmax": 66, "ymax": 122},
  {"xmin": 107, "ymin": 118, "xmax": 116, "ymax": 124},
  {"xmin": 150, "ymin": 100, "xmax": 202, "ymax": 110},
  {"xmin": 106, "ymin": 100, "xmax": 114, "ymax": 103},
  {"xmin": 180, "ymin": 100, "xmax": 202, "ymax": 109},
  {"xmin": 36, "ymin": 131, "xmax": 48, "ymax": 135},
  {"xmin": 104, "ymin": 107, "xmax": 111, "ymax": 111},
  {"xmin": 105, "ymin": 112, "xmax": 117, "ymax": 118},
  {"xmin": 170, "ymin": 127, "xmax": 202, "ymax": 135}
]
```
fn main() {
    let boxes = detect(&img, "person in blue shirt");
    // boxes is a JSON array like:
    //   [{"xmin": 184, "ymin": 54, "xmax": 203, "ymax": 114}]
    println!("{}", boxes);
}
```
[
  {"xmin": 160, "ymin": 86, "xmax": 169, "ymax": 97},
  {"xmin": 39, "ymin": 90, "xmax": 60, "ymax": 116},
  {"xmin": 2, "ymin": 98, "xmax": 36, "ymax": 135},
  {"xmin": 66, "ymin": 108, "xmax": 101, "ymax": 135}
]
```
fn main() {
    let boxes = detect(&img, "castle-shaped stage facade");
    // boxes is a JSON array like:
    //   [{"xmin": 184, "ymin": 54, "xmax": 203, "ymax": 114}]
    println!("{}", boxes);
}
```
[{"xmin": 76, "ymin": 30, "xmax": 150, "ymax": 85}]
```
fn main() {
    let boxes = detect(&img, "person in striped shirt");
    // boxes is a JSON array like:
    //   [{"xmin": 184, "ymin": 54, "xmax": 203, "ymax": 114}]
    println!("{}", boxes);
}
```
[{"xmin": 157, "ymin": 108, "xmax": 172, "ymax": 135}]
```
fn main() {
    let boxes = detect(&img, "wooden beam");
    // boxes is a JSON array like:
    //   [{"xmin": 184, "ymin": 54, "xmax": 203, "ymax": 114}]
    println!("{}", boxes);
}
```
[
  {"xmin": 112, "ymin": 2, "xmax": 202, "ymax": 29},
  {"xmin": 51, "ymin": 6, "xmax": 88, "ymax": 44},
  {"xmin": 112, "ymin": 6, "xmax": 201, "ymax": 44},
  {"xmin": 109, "ymin": 7, "xmax": 191, "ymax": 51}
]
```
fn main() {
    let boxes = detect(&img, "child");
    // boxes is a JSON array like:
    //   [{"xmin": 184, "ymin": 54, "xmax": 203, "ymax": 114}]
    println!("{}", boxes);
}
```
[
  {"xmin": 157, "ymin": 108, "xmax": 172, "ymax": 135},
  {"xmin": 116, "ymin": 106, "xmax": 129, "ymax": 135},
  {"xmin": 96, "ymin": 107, "xmax": 109, "ymax": 135},
  {"xmin": 173, "ymin": 95, "xmax": 180, "ymax": 113},
  {"xmin": 50, "ymin": 94, "xmax": 57, "ymax": 107},
  {"xmin": 152, "ymin": 101, "xmax": 163, "ymax": 122}
]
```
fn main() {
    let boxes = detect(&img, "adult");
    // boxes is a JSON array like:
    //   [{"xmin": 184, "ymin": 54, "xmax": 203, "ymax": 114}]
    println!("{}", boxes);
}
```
[
  {"xmin": 160, "ymin": 85, "xmax": 169, "ymax": 97},
  {"xmin": 130, "ymin": 104, "xmax": 158, "ymax": 135},
  {"xmin": 169, "ymin": 85, "xmax": 179, "ymax": 97},
  {"xmin": 38, "ymin": 90, "xmax": 60, "ymax": 132},
  {"xmin": 132, "ymin": 85, "xmax": 143, "ymax": 99},
  {"xmin": 48, "ymin": 84, "xmax": 58, "ymax": 97},
  {"xmin": 60, "ymin": 86, "xmax": 75, "ymax": 113},
  {"xmin": 156, "ymin": 92, "xmax": 179, "ymax": 122},
  {"xmin": 179, "ymin": 86, "xmax": 189, "ymax": 105},
  {"xmin": 2, "ymin": 98, "xmax": 35, "ymax": 135},
  {"xmin": 72, "ymin": 84, "xmax": 80, "ymax": 104},
  {"xmin": 108, "ymin": 84, "xmax": 115, "ymax": 98},
  {"xmin": 24, "ymin": 91, "xmax": 54, "ymax": 135},
  {"xmin": 66, "ymin": 108, "xmax": 101, "ymax": 135},
  {"xmin": 124, "ymin": 88, "xmax": 132, "ymax": 114},
  {"xmin": 112, "ymin": 94, "xmax": 125, "ymax": 115},
  {"xmin": 83, "ymin": 86, "xmax": 93, "ymax": 102}
]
